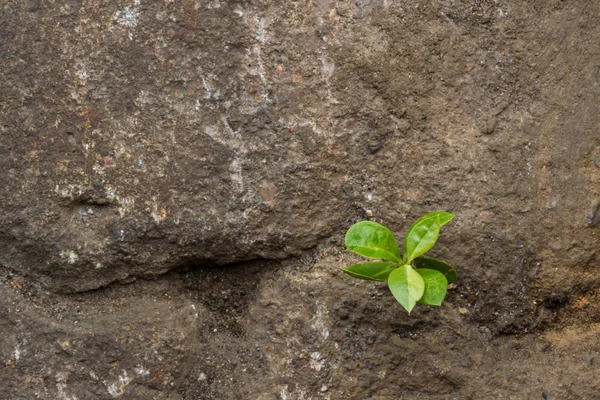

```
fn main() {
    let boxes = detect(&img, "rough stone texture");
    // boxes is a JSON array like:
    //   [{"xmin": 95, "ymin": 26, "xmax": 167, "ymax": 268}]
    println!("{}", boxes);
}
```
[
  {"xmin": 1, "ymin": 0, "xmax": 600, "ymax": 398},
  {"xmin": 3, "ymin": 257, "xmax": 600, "ymax": 399}
]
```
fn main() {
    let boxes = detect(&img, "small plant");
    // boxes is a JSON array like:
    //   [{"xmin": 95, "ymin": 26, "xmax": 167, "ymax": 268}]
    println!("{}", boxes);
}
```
[{"xmin": 343, "ymin": 212, "xmax": 456, "ymax": 314}]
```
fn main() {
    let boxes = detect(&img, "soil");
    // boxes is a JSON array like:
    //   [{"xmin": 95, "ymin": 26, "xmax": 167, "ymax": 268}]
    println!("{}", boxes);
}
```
[{"xmin": 1, "ymin": 0, "xmax": 600, "ymax": 399}]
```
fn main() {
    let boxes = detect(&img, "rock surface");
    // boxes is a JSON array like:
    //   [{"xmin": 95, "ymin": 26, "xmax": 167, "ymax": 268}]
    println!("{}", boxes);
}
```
[
  {"xmin": 3, "ymin": 256, "xmax": 600, "ymax": 399},
  {"xmin": 1, "ymin": 0, "xmax": 599, "ymax": 398}
]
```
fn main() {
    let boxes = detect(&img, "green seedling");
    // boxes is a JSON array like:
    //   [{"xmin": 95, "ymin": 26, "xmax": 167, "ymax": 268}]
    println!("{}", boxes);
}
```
[{"xmin": 343, "ymin": 212, "xmax": 456, "ymax": 314}]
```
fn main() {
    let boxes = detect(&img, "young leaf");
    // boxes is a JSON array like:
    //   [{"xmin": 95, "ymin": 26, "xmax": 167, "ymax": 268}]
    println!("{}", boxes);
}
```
[
  {"xmin": 345, "ymin": 221, "xmax": 402, "ymax": 263},
  {"xmin": 415, "ymin": 268, "xmax": 448, "ymax": 306},
  {"xmin": 413, "ymin": 256, "xmax": 457, "ymax": 284},
  {"xmin": 342, "ymin": 262, "xmax": 397, "ymax": 282},
  {"xmin": 403, "ymin": 212, "xmax": 454, "ymax": 263},
  {"xmin": 387, "ymin": 265, "xmax": 425, "ymax": 314}
]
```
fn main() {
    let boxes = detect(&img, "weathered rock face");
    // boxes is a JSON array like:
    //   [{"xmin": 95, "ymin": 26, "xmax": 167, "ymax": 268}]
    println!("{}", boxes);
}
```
[
  {"xmin": 1, "ymin": 0, "xmax": 600, "ymax": 398},
  {"xmin": 2, "ymin": 1, "xmax": 598, "ymax": 295},
  {"xmin": 4, "ymin": 257, "xmax": 600, "ymax": 400},
  {"xmin": 3, "ymin": 0, "xmax": 355, "ymax": 291}
]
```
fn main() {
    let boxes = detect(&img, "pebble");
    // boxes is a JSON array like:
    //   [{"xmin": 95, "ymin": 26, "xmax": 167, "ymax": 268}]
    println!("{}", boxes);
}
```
[
  {"xmin": 594, "ymin": 146, "xmax": 600, "ymax": 168},
  {"xmin": 542, "ymin": 390, "xmax": 549, "ymax": 399},
  {"xmin": 27, "ymin": 0, "xmax": 40, "ymax": 12},
  {"xmin": 368, "ymin": 139, "xmax": 382, "ymax": 153},
  {"xmin": 585, "ymin": 200, "xmax": 599, "ymax": 225}
]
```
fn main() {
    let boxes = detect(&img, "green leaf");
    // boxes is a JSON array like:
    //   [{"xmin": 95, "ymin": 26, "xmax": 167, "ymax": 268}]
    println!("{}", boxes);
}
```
[
  {"xmin": 387, "ymin": 265, "xmax": 425, "ymax": 314},
  {"xmin": 342, "ymin": 262, "xmax": 397, "ymax": 282},
  {"xmin": 416, "ymin": 268, "xmax": 448, "ymax": 306},
  {"xmin": 413, "ymin": 256, "xmax": 457, "ymax": 284},
  {"xmin": 345, "ymin": 221, "xmax": 402, "ymax": 263},
  {"xmin": 403, "ymin": 212, "xmax": 455, "ymax": 262}
]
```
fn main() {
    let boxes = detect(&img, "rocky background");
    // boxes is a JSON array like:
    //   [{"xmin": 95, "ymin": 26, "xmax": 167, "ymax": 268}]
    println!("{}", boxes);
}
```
[{"xmin": 1, "ymin": 0, "xmax": 599, "ymax": 398}]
